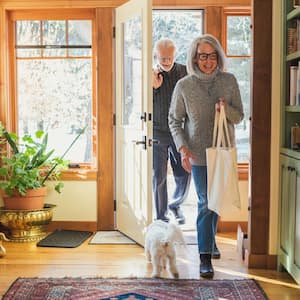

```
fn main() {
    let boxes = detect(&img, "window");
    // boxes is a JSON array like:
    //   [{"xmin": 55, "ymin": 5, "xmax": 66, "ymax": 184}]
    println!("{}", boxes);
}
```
[
  {"xmin": 10, "ymin": 11, "xmax": 96, "ymax": 166},
  {"xmin": 153, "ymin": 10, "xmax": 204, "ymax": 65},
  {"xmin": 225, "ymin": 12, "xmax": 251, "ymax": 163}
]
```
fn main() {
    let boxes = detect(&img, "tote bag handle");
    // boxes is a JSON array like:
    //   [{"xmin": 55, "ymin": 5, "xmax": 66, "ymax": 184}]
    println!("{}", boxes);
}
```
[
  {"xmin": 216, "ymin": 105, "xmax": 231, "ymax": 148},
  {"xmin": 212, "ymin": 110, "xmax": 219, "ymax": 147}
]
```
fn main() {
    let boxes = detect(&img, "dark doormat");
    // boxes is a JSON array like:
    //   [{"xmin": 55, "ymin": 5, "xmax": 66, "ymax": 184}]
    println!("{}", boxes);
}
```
[{"xmin": 37, "ymin": 229, "xmax": 93, "ymax": 248}]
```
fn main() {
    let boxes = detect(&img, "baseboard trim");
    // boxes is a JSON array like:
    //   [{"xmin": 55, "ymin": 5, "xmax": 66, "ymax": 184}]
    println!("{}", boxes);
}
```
[
  {"xmin": 47, "ymin": 221, "xmax": 97, "ymax": 232},
  {"xmin": 217, "ymin": 221, "xmax": 248, "ymax": 233},
  {"xmin": 47, "ymin": 220, "xmax": 247, "ymax": 233},
  {"xmin": 245, "ymin": 250, "xmax": 277, "ymax": 269}
]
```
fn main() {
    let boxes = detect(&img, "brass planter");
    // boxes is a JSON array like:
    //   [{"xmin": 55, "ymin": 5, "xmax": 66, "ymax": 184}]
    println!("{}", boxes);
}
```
[{"xmin": 0, "ymin": 204, "xmax": 56, "ymax": 242}]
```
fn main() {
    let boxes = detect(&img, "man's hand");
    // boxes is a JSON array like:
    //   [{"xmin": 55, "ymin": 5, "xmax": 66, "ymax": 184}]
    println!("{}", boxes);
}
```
[
  {"xmin": 153, "ymin": 67, "xmax": 163, "ymax": 89},
  {"xmin": 179, "ymin": 145, "xmax": 196, "ymax": 173}
]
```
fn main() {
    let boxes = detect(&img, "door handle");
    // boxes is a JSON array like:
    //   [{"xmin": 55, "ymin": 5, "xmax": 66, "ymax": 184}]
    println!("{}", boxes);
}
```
[
  {"xmin": 132, "ymin": 135, "xmax": 147, "ymax": 150},
  {"xmin": 148, "ymin": 138, "xmax": 160, "ymax": 147}
]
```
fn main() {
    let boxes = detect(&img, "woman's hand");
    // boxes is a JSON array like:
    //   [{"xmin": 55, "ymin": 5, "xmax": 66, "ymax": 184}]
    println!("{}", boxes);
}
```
[
  {"xmin": 215, "ymin": 97, "xmax": 226, "ymax": 112},
  {"xmin": 152, "ymin": 66, "xmax": 163, "ymax": 89},
  {"xmin": 179, "ymin": 145, "xmax": 196, "ymax": 173}
]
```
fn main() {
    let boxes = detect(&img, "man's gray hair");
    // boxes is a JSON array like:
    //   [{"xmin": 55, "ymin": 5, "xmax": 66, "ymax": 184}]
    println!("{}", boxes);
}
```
[
  {"xmin": 154, "ymin": 38, "xmax": 176, "ymax": 54},
  {"xmin": 186, "ymin": 34, "xmax": 227, "ymax": 75}
]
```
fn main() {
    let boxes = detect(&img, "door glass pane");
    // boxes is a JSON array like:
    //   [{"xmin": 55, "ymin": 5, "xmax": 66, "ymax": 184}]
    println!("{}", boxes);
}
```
[
  {"xmin": 153, "ymin": 10, "xmax": 203, "ymax": 65},
  {"xmin": 122, "ymin": 16, "xmax": 142, "ymax": 127}
]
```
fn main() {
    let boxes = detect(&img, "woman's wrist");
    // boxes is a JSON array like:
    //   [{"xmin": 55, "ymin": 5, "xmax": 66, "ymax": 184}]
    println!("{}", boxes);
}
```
[{"xmin": 179, "ymin": 146, "xmax": 189, "ymax": 156}]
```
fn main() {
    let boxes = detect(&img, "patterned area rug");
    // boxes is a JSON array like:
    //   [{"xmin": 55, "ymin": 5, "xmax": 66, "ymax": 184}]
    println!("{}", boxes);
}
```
[{"xmin": 3, "ymin": 277, "xmax": 268, "ymax": 300}]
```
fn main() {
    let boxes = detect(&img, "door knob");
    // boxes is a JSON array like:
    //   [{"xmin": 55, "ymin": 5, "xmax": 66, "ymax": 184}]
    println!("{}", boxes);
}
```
[{"xmin": 132, "ymin": 135, "xmax": 147, "ymax": 150}]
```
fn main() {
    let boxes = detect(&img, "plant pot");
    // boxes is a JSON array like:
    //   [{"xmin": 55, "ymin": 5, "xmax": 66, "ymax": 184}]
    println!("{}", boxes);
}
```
[
  {"xmin": 1, "ymin": 187, "xmax": 47, "ymax": 210},
  {"xmin": 0, "ymin": 204, "xmax": 56, "ymax": 242}
]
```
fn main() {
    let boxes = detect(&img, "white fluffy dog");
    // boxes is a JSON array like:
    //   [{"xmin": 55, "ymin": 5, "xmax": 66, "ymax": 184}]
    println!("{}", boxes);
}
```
[{"xmin": 145, "ymin": 220, "xmax": 185, "ymax": 278}]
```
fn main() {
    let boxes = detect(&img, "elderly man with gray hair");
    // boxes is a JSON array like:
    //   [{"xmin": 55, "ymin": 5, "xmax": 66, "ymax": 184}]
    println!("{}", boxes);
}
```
[
  {"xmin": 152, "ymin": 38, "xmax": 190, "ymax": 225},
  {"xmin": 169, "ymin": 34, "xmax": 244, "ymax": 278}
]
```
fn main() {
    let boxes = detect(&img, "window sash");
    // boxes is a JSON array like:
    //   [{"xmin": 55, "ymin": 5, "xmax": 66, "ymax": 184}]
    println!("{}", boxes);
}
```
[{"xmin": 9, "ymin": 10, "xmax": 97, "ymax": 171}]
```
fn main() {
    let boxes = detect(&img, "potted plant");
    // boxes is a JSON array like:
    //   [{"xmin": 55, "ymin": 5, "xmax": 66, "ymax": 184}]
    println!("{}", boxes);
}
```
[{"xmin": 0, "ymin": 121, "xmax": 85, "ymax": 210}]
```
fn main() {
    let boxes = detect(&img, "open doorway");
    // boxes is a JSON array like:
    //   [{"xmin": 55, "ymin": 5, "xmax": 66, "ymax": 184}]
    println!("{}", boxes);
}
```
[{"xmin": 153, "ymin": 9, "xmax": 251, "ymax": 238}]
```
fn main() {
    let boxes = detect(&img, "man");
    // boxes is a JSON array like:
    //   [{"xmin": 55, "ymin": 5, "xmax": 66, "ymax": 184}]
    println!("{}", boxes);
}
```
[{"xmin": 152, "ymin": 38, "xmax": 190, "ymax": 224}]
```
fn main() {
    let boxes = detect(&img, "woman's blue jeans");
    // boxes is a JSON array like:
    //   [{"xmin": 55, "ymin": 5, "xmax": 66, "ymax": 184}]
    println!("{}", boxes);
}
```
[{"xmin": 191, "ymin": 165, "xmax": 218, "ymax": 254}]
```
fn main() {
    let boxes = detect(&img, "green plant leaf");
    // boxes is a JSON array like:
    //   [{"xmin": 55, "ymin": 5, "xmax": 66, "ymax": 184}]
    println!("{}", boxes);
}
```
[
  {"xmin": 55, "ymin": 182, "xmax": 64, "ymax": 193},
  {"xmin": 4, "ymin": 132, "xmax": 19, "ymax": 154},
  {"xmin": 0, "ymin": 122, "xmax": 86, "ymax": 196}
]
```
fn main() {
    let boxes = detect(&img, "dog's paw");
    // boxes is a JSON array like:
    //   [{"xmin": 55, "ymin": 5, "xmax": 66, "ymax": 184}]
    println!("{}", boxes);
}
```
[
  {"xmin": 151, "ymin": 273, "xmax": 161, "ymax": 278},
  {"xmin": 173, "ymin": 272, "xmax": 179, "ymax": 279}
]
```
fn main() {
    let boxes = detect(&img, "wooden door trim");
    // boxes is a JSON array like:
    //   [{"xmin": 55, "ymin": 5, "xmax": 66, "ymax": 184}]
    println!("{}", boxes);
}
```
[{"xmin": 245, "ymin": 0, "xmax": 272, "ymax": 267}]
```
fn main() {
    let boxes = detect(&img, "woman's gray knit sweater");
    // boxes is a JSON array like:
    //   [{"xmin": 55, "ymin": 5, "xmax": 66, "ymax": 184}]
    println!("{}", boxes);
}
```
[{"xmin": 168, "ymin": 68, "xmax": 244, "ymax": 166}]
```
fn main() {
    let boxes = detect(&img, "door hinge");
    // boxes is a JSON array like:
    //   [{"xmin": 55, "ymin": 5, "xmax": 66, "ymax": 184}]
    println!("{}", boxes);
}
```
[
  {"xmin": 113, "ymin": 26, "xmax": 116, "ymax": 38},
  {"xmin": 114, "ymin": 199, "xmax": 116, "ymax": 211},
  {"xmin": 113, "ymin": 113, "xmax": 116, "ymax": 126}
]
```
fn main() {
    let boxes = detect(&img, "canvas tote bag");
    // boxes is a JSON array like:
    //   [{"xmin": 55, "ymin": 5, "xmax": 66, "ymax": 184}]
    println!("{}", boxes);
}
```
[{"xmin": 206, "ymin": 105, "xmax": 241, "ymax": 216}]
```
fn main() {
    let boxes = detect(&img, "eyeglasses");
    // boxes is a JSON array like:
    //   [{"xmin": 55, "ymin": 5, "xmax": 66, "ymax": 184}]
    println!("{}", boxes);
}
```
[{"xmin": 196, "ymin": 52, "xmax": 218, "ymax": 61}]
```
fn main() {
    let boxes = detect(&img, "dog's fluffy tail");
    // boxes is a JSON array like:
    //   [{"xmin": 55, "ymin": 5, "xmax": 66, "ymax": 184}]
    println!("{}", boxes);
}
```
[{"xmin": 166, "ymin": 223, "xmax": 186, "ymax": 245}]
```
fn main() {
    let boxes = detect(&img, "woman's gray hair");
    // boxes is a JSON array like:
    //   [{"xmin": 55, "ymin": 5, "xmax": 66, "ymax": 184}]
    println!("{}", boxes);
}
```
[{"xmin": 186, "ymin": 34, "xmax": 227, "ymax": 75}]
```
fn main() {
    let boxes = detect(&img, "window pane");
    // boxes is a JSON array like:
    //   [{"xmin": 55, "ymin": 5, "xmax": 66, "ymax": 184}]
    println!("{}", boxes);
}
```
[
  {"xmin": 43, "ymin": 21, "xmax": 66, "ymax": 45},
  {"xmin": 122, "ymin": 16, "xmax": 142, "ymax": 127},
  {"xmin": 42, "ymin": 21, "xmax": 66, "ymax": 56},
  {"xmin": 227, "ymin": 16, "xmax": 251, "ymax": 56},
  {"xmin": 153, "ymin": 10, "xmax": 203, "ymax": 65},
  {"xmin": 16, "ymin": 20, "xmax": 40, "ymax": 45},
  {"xmin": 227, "ymin": 57, "xmax": 250, "ymax": 162},
  {"xmin": 16, "ymin": 21, "xmax": 41, "ymax": 57},
  {"xmin": 17, "ymin": 59, "xmax": 92, "ymax": 163},
  {"xmin": 16, "ymin": 20, "xmax": 92, "ymax": 58},
  {"xmin": 69, "ymin": 20, "xmax": 92, "ymax": 56},
  {"xmin": 69, "ymin": 20, "xmax": 91, "ymax": 45}
]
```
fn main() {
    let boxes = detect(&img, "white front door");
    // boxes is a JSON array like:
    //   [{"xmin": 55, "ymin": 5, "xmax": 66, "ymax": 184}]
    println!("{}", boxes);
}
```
[{"xmin": 115, "ymin": 0, "xmax": 152, "ymax": 246}]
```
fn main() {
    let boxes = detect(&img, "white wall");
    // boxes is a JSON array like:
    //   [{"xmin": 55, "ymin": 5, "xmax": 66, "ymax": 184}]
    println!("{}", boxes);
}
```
[
  {"xmin": 46, "ymin": 181, "xmax": 97, "ymax": 221},
  {"xmin": 0, "ymin": 181, "xmax": 98, "ymax": 222}
]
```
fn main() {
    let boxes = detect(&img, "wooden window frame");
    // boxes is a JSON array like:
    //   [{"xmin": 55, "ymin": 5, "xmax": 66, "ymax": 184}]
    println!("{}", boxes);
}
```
[
  {"xmin": 7, "ymin": 9, "xmax": 97, "ymax": 180},
  {"xmin": 222, "ymin": 8, "xmax": 251, "ymax": 181}
]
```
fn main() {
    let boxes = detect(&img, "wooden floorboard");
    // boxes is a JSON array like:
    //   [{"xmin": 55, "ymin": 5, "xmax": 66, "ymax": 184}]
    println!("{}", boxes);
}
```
[{"xmin": 0, "ymin": 232, "xmax": 300, "ymax": 299}]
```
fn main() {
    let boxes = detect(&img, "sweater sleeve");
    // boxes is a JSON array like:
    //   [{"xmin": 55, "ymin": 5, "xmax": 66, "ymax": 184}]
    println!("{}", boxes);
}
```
[
  {"xmin": 225, "ymin": 75, "xmax": 244, "ymax": 125},
  {"xmin": 168, "ymin": 82, "xmax": 188, "ymax": 151}
]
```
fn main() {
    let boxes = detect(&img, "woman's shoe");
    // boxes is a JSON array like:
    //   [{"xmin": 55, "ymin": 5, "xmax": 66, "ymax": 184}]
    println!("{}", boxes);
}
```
[
  {"xmin": 212, "ymin": 245, "xmax": 221, "ymax": 259},
  {"xmin": 199, "ymin": 254, "xmax": 214, "ymax": 278}
]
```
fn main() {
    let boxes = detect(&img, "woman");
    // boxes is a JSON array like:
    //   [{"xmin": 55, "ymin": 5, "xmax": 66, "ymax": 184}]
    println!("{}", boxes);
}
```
[{"xmin": 168, "ymin": 34, "xmax": 244, "ymax": 278}]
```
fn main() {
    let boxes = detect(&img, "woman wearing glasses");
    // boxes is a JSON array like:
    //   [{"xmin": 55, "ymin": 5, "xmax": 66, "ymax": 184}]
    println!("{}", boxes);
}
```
[{"xmin": 168, "ymin": 34, "xmax": 244, "ymax": 278}]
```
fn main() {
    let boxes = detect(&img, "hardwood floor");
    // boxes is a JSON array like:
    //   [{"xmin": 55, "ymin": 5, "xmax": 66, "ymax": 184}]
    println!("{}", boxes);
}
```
[{"xmin": 0, "ymin": 231, "xmax": 299, "ymax": 299}]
